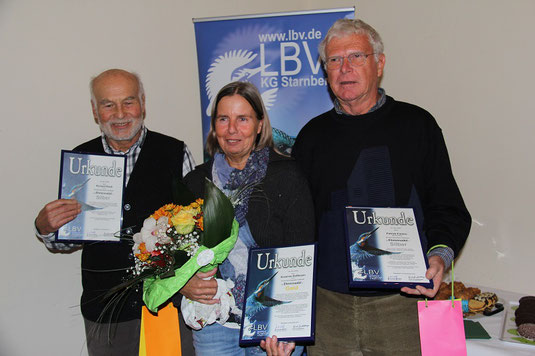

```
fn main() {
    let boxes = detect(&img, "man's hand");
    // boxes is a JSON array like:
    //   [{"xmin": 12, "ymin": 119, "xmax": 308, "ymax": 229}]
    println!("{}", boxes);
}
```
[
  {"xmin": 180, "ymin": 267, "xmax": 219, "ymax": 305},
  {"xmin": 400, "ymin": 255, "xmax": 445, "ymax": 298},
  {"xmin": 260, "ymin": 336, "xmax": 295, "ymax": 356},
  {"xmin": 35, "ymin": 199, "xmax": 81, "ymax": 235}
]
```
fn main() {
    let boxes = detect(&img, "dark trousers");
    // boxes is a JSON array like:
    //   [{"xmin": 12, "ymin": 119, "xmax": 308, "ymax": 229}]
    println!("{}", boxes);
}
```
[{"xmin": 84, "ymin": 316, "xmax": 194, "ymax": 356}]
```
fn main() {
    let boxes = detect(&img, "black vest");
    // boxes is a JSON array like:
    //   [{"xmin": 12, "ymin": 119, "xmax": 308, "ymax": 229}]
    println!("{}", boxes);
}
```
[{"xmin": 75, "ymin": 130, "xmax": 184, "ymax": 322}]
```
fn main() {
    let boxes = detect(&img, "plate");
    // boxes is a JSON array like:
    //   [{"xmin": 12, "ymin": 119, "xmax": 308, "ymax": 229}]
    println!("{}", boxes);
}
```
[{"xmin": 500, "ymin": 301, "xmax": 535, "ymax": 346}]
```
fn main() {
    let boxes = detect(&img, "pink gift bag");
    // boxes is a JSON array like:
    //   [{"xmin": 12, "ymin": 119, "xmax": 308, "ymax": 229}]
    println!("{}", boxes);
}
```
[{"xmin": 417, "ymin": 299, "xmax": 467, "ymax": 356}]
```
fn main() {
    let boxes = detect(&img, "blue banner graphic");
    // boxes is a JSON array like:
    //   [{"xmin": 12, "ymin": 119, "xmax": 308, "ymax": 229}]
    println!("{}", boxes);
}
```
[{"xmin": 193, "ymin": 8, "xmax": 354, "ymax": 155}]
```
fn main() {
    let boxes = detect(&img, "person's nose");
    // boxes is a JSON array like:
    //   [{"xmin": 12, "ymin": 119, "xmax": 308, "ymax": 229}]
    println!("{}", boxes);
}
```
[
  {"xmin": 228, "ymin": 118, "xmax": 238, "ymax": 134},
  {"xmin": 340, "ymin": 56, "xmax": 352, "ymax": 74},
  {"xmin": 116, "ymin": 105, "xmax": 125, "ymax": 119}
]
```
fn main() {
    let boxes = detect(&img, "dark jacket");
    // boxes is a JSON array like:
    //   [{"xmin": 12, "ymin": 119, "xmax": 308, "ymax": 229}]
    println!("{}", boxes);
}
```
[
  {"xmin": 75, "ymin": 130, "xmax": 184, "ymax": 322},
  {"xmin": 184, "ymin": 149, "xmax": 315, "ymax": 248}
]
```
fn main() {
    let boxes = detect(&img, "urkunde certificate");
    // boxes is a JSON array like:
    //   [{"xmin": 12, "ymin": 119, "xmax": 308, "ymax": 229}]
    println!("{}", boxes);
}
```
[
  {"xmin": 56, "ymin": 150, "xmax": 126, "ymax": 242},
  {"xmin": 344, "ymin": 207, "xmax": 433, "ymax": 289},
  {"xmin": 239, "ymin": 243, "xmax": 316, "ymax": 345}
]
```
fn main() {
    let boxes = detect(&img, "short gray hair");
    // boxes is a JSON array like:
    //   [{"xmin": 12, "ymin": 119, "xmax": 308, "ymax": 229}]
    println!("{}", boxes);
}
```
[
  {"xmin": 319, "ymin": 19, "xmax": 384, "ymax": 63},
  {"xmin": 89, "ymin": 69, "xmax": 145, "ymax": 105}
]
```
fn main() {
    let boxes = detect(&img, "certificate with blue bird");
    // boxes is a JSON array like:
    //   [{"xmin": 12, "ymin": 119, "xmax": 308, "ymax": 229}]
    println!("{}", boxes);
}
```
[
  {"xmin": 239, "ymin": 243, "xmax": 316, "ymax": 345},
  {"xmin": 57, "ymin": 150, "xmax": 126, "ymax": 242},
  {"xmin": 344, "ymin": 207, "xmax": 432, "ymax": 289}
]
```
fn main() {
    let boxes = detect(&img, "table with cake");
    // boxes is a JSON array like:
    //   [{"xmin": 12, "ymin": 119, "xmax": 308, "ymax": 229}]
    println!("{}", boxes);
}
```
[{"xmin": 434, "ymin": 282, "xmax": 535, "ymax": 355}]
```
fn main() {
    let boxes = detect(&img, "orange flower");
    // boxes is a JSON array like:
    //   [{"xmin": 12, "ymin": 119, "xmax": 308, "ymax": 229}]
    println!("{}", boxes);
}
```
[
  {"xmin": 151, "ymin": 203, "xmax": 180, "ymax": 220},
  {"xmin": 196, "ymin": 216, "xmax": 204, "ymax": 231},
  {"xmin": 191, "ymin": 198, "xmax": 204, "ymax": 209},
  {"xmin": 136, "ymin": 242, "xmax": 151, "ymax": 261}
]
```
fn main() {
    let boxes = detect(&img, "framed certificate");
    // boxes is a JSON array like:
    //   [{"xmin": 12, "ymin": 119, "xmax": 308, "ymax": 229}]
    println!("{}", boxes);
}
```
[
  {"xmin": 239, "ymin": 243, "xmax": 316, "ymax": 346},
  {"xmin": 56, "ymin": 150, "xmax": 126, "ymax": 243},
  {"xmin": 344, "ymin": 207, "xmax": 433, "ymax": 289}
]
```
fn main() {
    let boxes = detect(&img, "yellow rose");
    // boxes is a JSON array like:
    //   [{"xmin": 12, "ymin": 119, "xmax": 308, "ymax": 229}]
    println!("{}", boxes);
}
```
[{"xmin": 171, "ymin": 209, "xmax": 196, "ymax": 234}]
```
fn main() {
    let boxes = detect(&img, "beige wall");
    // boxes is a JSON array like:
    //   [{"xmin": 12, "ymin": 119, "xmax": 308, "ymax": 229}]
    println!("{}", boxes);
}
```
[{"xmin": 1, "ymin": 0, "xmax": 533, "ymax": 354}]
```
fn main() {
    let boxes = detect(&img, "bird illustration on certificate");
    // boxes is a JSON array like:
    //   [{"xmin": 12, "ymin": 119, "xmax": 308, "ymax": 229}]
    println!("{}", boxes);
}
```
[
  {"xmin": 239, "ymin": 244, "xmax": 316, "ymax": 345},
  {"xmin": 57, "ymin": 150, "xmax": 126, "ymax": 242},
  {"xmin": 344, "ymin": 207, "xmax": 433, "ymax": 289}
]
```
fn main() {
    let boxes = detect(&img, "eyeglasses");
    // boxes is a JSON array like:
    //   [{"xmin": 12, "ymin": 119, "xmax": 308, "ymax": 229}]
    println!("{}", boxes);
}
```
[{"xmin": 325, "ymin": 52, "xmax": 375, "ymax": 70}]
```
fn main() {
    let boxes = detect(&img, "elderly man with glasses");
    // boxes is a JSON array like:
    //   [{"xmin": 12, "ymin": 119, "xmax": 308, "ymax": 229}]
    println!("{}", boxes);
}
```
[{"xmin": 292, "ymin": 19, "xmax": 471, "ymax": 355}]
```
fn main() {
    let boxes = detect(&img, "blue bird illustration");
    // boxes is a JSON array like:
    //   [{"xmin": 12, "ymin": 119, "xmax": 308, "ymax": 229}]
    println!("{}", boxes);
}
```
[
  {"xmin": 64, "ymin": 178, "xmax": 101, "ymax": 212},
  {"xmin": 272, "ymin": 127, "xmax": 296, "ymax": 155},
  {"xmin": 350, "ymin": 227, "xmax": 399, "ymax": 267},
  {"xmin": 245, "ymin": 272, "xmax": 289, "ymax": 321},
  {"xmin": 66, "ymin": 178, "xmax": 91, "ymax": 198}
]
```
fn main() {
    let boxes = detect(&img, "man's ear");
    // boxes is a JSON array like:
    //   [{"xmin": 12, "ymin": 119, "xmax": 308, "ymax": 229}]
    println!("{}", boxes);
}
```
[
  {"xmin": 141, "ymin": 94, "xmax": 146, "ymax": 119},
  {"xmin": 91, "ymin": 101, "xmax": 99, "ymax": 124},
  {"xmin": 376, "ymin": 53, "xmax": 386, "ymax": 78}
]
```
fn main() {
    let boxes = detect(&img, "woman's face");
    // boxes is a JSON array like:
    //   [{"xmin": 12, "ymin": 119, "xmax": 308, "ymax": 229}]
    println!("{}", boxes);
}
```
[{"xmin": 214, "ymin": 94, "xmax": 263, "ymax": 169}]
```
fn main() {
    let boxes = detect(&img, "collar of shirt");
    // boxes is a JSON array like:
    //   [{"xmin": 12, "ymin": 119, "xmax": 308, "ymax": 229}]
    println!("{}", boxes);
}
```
[
  {"xmin": 100, "ymin": 125, "xmax": 147, "ymax": 185},
  {"xmin": 334, "ymin": 88, "xmax": 386, "ymax": 116}
]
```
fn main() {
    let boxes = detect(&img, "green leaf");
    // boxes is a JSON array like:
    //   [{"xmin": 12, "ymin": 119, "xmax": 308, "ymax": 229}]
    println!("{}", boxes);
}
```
[
  {"xmin": 102, "ymin": 269, "xmax": 152, "ymax": 301},
  {"xmin": 172, "ymin": 178, "xmax": 196, "ymax": 206},
  {"xmin": 511, "ymin": 336, "xmax": 535, "ymax": 345},
  {"xmin": 201, "ymin": 178, "xmax": 235, "ymax": 248}
]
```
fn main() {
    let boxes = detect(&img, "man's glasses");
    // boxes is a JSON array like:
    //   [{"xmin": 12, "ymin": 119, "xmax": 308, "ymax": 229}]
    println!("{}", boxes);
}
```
[{"xmin": 325, "ymin": 52, "xmax": 375, "ymax": 70}]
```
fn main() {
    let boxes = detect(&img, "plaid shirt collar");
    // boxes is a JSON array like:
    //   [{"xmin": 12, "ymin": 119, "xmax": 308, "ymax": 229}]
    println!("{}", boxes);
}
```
[{"xmin": 101, "ymin": 125, "xmax": 147, "ymax": 185}]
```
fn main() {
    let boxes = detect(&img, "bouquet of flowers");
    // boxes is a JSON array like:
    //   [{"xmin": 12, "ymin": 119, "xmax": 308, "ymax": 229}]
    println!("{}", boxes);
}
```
[{"xmin": 106, "ymin": 179, "xmax": 238, "ymax": 313}]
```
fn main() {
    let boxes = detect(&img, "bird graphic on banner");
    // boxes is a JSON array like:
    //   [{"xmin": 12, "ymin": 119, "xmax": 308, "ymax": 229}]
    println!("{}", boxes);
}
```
[{"xmin": 204, "ymin": 49, "xmax": 278, "ymax": 116}]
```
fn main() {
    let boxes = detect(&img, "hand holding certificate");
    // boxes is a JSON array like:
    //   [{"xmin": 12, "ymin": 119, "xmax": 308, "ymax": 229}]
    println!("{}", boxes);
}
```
[
  {"xmin": 344, "ymin": 207, "xmax": 433, "ymax": 289},
  {"xmin": 239, "ymin": 243, "xmax": 317, "ymax": 346},
  {"xmin": 56, "ymin": 150, "xmax": 126, "ymax": 242}
]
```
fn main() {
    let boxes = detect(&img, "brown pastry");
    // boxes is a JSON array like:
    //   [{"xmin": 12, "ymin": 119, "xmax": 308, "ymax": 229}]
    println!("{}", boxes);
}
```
[
  {"xmin": 515, "ymin": 312, "xmax": 535, "ymax": 327},
  {"xmin": 434, "ymin": 282, "xmax": 481, "ymax": 301},
  {"xmin": 468, "ymin": 299, "xmax": 487, "ymax": 313},
  {"xmin": 515, "ymin": 296, "xmax": 535, "ymax": 326},
  {"xmin": 519, "ymin": 296, "xmax": 535, "ymax": 304},
  {"xmin": 473, "ymin": 292, "xmax": 498, "ymax": 311},
  {"xmin": 517, "ymin": 323, "xmax": 535, "ymax": 341}
]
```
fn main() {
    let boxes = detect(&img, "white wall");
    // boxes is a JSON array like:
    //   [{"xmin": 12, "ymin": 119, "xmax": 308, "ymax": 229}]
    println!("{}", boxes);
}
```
[{"xmin": 1, "ymin": 0, "xmax": 533, "ymax": 354}]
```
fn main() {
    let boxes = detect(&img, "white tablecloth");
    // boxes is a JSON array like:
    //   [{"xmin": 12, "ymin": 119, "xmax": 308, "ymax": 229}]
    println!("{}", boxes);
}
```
[{"xmin": 466, "ymin": 287, "xmax": 534, "ymax": 355}]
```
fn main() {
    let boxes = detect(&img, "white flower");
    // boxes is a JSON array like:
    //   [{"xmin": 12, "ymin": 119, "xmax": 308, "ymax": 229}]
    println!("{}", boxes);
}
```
[
  {"xmin": 133, "ymin": 242, "xmax": 141, "ymax": 255},
  {"xmin": 133, "ymin": 232, "xmax": 143, "ymax": 245},
  {"xmin": 156, "ymin": 216, "xmax": 169, "ymax": 226},
  {"xmin": 134, "ymin": 217, "xmax": 160, "ymax": 252},
  {"xmin": 143, "ymin": 233, "xmax": 158, "ymax": 252},
  {"xmin": 158, "ymin": 234, "xmax": 172, "ymax": 245},
  {"xmin": 143, "ymin": 217, "xmax": 157, "ymax": 229}
]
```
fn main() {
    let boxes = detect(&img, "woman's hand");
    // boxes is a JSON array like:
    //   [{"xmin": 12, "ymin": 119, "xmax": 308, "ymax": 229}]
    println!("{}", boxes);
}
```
[
  {"xmin": 179, "ymin": 267, "xmax": 219, "ymax": 304},
  {"xmin": 260, "ymin": 336, "xmax": 295, "ymax": 356}
]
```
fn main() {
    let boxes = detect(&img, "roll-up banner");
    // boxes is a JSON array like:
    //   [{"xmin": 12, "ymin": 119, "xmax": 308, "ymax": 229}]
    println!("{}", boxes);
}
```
[{"xmin": 193, "ymin": 8, "xmax": 355, "ymax": 156}]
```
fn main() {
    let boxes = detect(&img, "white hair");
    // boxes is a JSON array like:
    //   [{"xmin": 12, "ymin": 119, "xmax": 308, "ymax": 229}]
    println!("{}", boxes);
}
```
[
  {"xmin": 319, "ymin": 19, "xmax": 384, "ymax": 63},
  {"xmin": 89, "ymin": 69, "xmax": 145, "ymax": 105}
]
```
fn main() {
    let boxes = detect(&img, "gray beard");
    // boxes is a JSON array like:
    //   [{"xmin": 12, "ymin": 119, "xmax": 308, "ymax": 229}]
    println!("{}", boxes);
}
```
[{"xmin": 99, "ymin": 117, "xmax": 143, "ymax": 142}]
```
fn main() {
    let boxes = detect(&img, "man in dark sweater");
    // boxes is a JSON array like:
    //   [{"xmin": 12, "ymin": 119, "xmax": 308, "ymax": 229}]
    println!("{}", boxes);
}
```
[
  {"xmin": 34, "ymin": 69, "xmax": 195, "ymax": 355},
  {"xmin": 292, "ymin": 19, "xmax": 471, "ymax": 355}
]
